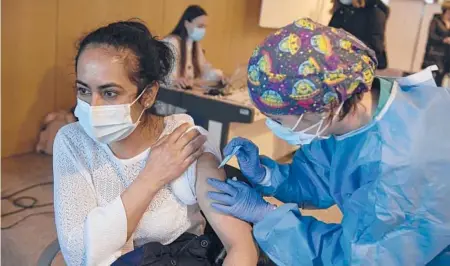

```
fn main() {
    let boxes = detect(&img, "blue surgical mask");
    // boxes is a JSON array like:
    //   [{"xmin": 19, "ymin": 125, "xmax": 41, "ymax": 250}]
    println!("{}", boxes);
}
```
[
  {"xmin": 266, "ymin": 117, "xmax": 325, "ymax": 146},
  {"xmin": 265, "ymin": 104, "xmax": 344, "ymax": 145},
  {"xmin": 189, "ymin": 27, "xmax": 206, "ymax": 41}
]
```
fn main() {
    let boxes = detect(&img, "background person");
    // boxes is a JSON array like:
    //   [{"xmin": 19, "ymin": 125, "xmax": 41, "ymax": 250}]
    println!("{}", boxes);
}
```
[
  {"xmin": 422, "ymin": 0, "xmax": 450, "ymax": 86},
  {"xmin": 164, "ymin": 5, "xmax": 226, "ymax": 89},
  {"xmin": 329, "ymin": 0, "xmax": 389, "ymax": 69}
]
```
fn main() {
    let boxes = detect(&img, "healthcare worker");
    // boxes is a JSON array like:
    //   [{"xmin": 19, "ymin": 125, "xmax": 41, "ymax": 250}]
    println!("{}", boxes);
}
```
[
  {"xmin": 422, "ymin": 0, "xmax": 450, "ymax": 86},
  {"xmin": 207, "ymin": 18, "xmax": 450, "ymax": 265}
]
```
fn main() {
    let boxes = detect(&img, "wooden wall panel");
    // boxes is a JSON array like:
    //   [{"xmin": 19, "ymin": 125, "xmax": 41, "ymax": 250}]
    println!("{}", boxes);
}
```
[
  {"xmin": 226, "ymin": 0, "xmax": 274, "ymax": 73},
  {"xmin": 259, "ymin": 0, "xmax": 331, "ymax": 28},
  {"xmin": 55, "ymin": 0, "xmax": 165, "ymax": 111},
  {"xmin": 1, "ymin": 0, "xmax": 58, "ymax": 157}
]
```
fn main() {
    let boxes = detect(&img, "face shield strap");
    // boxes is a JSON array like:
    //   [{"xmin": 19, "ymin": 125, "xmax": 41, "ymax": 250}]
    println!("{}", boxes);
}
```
[
  {"xmin": 291, "ymin": 114, "xmax": 304, "ymax": 131},
  {"xmin": 293, "ymin": 115, "xmax": 323, "ymax": 134},
  {"xmin": 289, "ymin": 101, "xmax": 344, "ymax": 140},
  {"xmin": 316, "ymin": 102, "xmax": 345, "ymax": 138}
]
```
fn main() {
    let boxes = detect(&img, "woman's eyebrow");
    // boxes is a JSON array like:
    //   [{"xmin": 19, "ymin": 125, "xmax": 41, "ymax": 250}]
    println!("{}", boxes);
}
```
[
  {"xmin": 76, "ymin": 80, "xmax": 90, "ymax": 88},
  {"xmin": 98, "ymin": 83, "xmax": 124, "ymax": 90}
]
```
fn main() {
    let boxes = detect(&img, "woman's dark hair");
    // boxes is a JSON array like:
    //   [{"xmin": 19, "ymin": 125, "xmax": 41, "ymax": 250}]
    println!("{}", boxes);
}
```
[
  {"xmin": 169, "ymin": 5, "xmax": 207, "ymax": 78},
  {"xmin": 338, "ymin": 90, "xmax": 365, "ymax": 120},
  {"xmin": 332, "ymin": 78, "xmax": 379, "ymax": 121},
  {"xmin": 75, "ymin": 20, "xmax": 174, "ymax": 115}
]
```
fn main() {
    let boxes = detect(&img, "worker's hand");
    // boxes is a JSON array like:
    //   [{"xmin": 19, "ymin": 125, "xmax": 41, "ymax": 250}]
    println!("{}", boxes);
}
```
[
  {"xmin": 444, "ymin": 37, "xmax": 450, "ymax": 45},
  {"xmin": 207, "ymin": 178, "xmax": 276, "ymax": 224},
  {"xmin": 223, "ymin": 137, "xmax": 266, "ymax": 184},
  {"xmin": 144, "ymin": 123, "xmax": 206, "ymax": 188},
  {"xmin": 173, "ymin": 78, "xmax": 193, "ymax": 89}
]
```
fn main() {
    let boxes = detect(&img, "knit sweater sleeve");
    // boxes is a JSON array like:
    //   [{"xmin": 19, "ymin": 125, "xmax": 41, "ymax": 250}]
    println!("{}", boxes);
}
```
[{"xmin": 53, "ymin": 128, "xmax": 128, "ymax": 266}]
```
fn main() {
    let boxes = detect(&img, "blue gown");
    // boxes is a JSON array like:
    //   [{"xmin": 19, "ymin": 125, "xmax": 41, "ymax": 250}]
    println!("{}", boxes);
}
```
[{"xmin": 252, "ymin": 68, "xmax": 450, "ymax": 266}]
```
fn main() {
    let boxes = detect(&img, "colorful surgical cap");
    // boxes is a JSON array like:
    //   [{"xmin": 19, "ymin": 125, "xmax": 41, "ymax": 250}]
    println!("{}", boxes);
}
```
[{"xmin": 247, "ymin": 18, "xmax": 377, "ymax": 115}]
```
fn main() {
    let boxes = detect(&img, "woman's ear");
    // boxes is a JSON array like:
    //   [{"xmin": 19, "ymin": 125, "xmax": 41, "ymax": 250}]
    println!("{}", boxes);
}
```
[{"xmin": 142, "ymin": 83, "xmax": 160, "ymax": 109}]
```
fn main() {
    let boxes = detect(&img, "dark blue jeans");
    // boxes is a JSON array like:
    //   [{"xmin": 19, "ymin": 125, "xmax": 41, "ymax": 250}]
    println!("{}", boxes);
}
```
[{"xmin": 112, "ymin": 233, "xmax": 218, "ymax": 266}]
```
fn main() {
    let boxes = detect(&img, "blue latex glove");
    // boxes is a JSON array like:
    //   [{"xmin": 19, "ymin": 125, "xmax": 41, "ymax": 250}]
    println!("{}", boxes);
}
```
[
  {"xmin": 207, "ymin": 178, "xmax": 276, "ymax": 224},
  {"xmin": 223, "ymin": 137, "xmax": 266, "ymax": 184}
]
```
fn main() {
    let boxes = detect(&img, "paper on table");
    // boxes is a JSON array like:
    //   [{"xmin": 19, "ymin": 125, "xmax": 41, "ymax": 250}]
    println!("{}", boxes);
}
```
[{"xmin": 218, "ymin": 145, "xmax": 242, "ymax": 169}]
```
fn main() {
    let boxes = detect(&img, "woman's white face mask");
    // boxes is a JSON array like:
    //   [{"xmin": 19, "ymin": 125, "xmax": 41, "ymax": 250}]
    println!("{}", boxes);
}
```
[
  {"xmin": 339, "ymin": 0, "xmax": 353, "ymax": 5},
  {"xmin": 265, "ymin": 104, "xmax": 344, "ymax": 145},
  {"xmin": 186, "ymin": 15, "xmax": 208, "ymax": 42},
  {"xmin": 74, "ymin": 89, "xmax": 147, "ymax": 144}
]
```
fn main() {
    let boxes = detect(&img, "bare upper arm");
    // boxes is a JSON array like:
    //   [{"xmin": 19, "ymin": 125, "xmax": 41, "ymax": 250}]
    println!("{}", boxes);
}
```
[{"xmin": 195, "ymin": 153, "xmax": 256, "ymax": 251}]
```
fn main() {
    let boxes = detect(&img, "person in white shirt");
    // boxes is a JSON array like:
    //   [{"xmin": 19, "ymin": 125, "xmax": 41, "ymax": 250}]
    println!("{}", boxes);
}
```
[
  {"xmin": 164, "ymin": 5, "xmax": 225, "ymax": 89},
  {"xmin": 53, "ymin": 20, "xmax": 258, "ymax": 266}
]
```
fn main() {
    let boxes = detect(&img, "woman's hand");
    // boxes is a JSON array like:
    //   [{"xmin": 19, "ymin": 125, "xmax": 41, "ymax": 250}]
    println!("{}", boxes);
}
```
[
  {"xmin": 121, "ymin": 124, "xmax": 206, "ymax": 240},
  {"xmin": 144, "ymin": 123, "xmax": 207, "ymax": 188},
  {"xmin": 444, "ymin": 37, "xmax": 450, "ymax": 45},
  {"xmin": 173, "ymin": 78, "xmax": 193, "ymax": 89}
]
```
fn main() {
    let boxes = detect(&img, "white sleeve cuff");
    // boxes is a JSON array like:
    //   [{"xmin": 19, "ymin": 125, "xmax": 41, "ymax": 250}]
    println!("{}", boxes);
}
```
[
  {"xmin": 258, "ymin": 165, "xmax": 272, "ymax": 187},
  {"xmin": 170, "ymin": 125, "xmax": 222, "ymax": 206},
  {"xmin": 84, "ymin": 196, "xmax": 127, "ymax": 266}
]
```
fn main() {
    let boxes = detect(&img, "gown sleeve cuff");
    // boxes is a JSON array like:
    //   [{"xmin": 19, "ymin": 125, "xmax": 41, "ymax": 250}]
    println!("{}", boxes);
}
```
[
  {"xmin": 255, "ymin": 156, "xmax": 280, "ymax": 195},
  {"xmin": 258, "ymin": 165, "xmax": 272, "ymax": 186},
  {"xmin": 252, "ymin": 204, "xmax": 310, "ymax": 266},
  {"xmin": 253, "ymin": 203, "xmax": 300, "ymax": 238}
]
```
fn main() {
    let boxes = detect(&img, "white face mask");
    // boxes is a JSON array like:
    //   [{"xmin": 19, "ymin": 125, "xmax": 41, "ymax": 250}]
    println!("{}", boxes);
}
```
[
  {"xmin": 339, "ymin": 0, "xmax": 353, "ymax": 5},
  {"xmin": 74, "ymin": 90, "xmax": 147, "ymax": 144},
  {"xmin": 189, "ymin": 27, "xmax": 206, "ymax": 41},
  {"xmin": 265, "ymin": 104, "xmax": 344, "ymax": 146}
]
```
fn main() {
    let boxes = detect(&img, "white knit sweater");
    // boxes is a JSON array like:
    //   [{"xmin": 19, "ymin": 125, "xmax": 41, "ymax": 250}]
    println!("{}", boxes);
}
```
[{"xmin": 53, "ymin": 114, "xmax": 221, "ymax": 266}]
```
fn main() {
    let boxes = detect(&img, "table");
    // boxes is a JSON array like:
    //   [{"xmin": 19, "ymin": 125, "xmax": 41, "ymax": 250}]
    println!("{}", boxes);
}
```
[
  {"xmin": 156, "ymin": 86, "xmax": 259, "ymax": 150},
  {"xmin": 155, "ymin": 86, "xmax": 298, "ymax": 165}
]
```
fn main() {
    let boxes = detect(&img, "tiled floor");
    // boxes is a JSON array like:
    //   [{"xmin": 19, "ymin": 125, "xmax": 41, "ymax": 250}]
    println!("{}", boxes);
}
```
[
  {"xmin": 1, "ymin": 153, "xmax": 64, "ymax": 266},
  {"xmin": 1, "ymin": 152, "xmax": 342, "ymax": 266}
]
